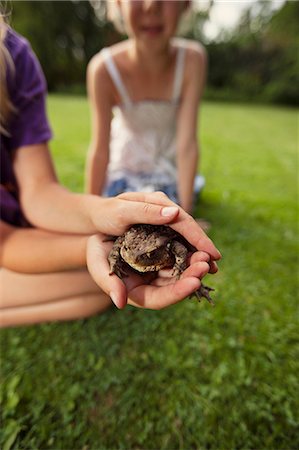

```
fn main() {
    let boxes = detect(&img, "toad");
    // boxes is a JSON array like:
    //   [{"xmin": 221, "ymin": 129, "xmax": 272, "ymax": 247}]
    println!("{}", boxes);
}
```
[{"xmin": 108, "ymin": 224, "xmax": 215, "ymax": 304}]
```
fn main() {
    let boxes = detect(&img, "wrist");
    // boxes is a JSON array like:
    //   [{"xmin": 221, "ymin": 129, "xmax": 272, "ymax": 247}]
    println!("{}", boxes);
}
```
[
  {"xmin": 79, "ymin": 194, "xmax": 105, "ymax": 233},
  {"xmin": 77, "ymin": 235, "xmax": 89, "ymax": 267}
]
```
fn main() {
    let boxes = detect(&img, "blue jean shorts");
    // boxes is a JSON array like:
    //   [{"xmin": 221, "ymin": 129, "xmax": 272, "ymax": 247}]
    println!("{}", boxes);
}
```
[{"xmin": 103, "ymin": 174, "xmax": 205, "ymax": 206}]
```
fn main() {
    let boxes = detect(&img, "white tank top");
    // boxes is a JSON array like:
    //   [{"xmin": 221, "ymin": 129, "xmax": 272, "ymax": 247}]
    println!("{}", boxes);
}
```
[{"xmin": 101, "ymin": 44, "xmax": 186, "ymax": 187}]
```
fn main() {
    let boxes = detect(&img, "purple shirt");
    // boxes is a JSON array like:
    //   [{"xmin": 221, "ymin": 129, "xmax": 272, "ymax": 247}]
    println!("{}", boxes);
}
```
[{"xmin": 0, "ymin": 28, "xmax": 52, "ymax": 227}]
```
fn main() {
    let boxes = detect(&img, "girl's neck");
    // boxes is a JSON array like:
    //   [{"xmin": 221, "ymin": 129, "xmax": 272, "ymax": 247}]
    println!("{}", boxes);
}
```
[{"xmin": 128, "ymin": 38, "xmax": 174, "ymax": 74}]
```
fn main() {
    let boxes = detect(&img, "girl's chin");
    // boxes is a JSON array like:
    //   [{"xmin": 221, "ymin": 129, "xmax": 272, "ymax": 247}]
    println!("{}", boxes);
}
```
[{"xmin": 140, "ymin": 26, "xmax": 164, "ymax": 39}]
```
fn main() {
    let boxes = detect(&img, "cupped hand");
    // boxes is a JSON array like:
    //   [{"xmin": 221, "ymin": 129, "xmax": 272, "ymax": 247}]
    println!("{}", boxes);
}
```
[
  {"xmin": 92, "ymin": 191, "xmax": 221, "ymax": 261},
  {"xmin": 86, "ymin": 233, "xmax": 212, "ymax": 310}
]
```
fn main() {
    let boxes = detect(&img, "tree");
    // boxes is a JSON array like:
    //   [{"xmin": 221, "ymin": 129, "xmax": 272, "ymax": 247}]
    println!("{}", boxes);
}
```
[
  {"xmin": 262, "ymin": 1, "xmax": 299, "ymax": 103},
  {"xmin": 204, "ymin": 0, "xmax": 299, "ymax": 104},
  {"xmin": 10, "ymin": 0, "xmax": 115, "ymax": 90}
]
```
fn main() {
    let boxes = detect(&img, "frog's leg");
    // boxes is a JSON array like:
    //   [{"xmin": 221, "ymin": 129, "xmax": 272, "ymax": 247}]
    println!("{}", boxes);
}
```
[
  {"xmin": 108, "ymin": 236, "xmax": 129, "ymax": 279},
  {"xmin": 170, "ymin": 240, "xmax": 216, "ymax": 305},
  {"xmin": 170, "ymin": 240, "xmax": 188, "ymax": 278},
  {"xmin": 194, "ymin": 285, "xmax": 215, "ymax": 305}
]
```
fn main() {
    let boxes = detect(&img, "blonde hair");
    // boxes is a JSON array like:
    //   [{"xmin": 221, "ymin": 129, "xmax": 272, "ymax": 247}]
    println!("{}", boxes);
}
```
[
  {"xmin": 0, "ymin": 13, "xmax": 16, "ymax": 135},
  {"xmin": 107, "ymin": 1, "xmax": 125, "ymax": 35}
]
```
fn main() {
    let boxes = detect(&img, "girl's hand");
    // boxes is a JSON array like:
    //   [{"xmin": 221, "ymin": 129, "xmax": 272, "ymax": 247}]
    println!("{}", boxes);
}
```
[
  {"xmin": 86, "ymin": 233, "xmax": 213, "ymax": 309},
  {"xmin": 91, "ymin": 192, "xmax": 221, "ymax": 261}
]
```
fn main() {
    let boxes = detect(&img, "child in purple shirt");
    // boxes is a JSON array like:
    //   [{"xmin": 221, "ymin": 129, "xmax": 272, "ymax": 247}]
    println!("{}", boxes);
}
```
[
  {"xmin": 1, "ymin": 28, "xmax": 52, "ymax": 227},
  {"xmin": 0, "ymin": 18, "xmax": 220, "ymax": 327}
]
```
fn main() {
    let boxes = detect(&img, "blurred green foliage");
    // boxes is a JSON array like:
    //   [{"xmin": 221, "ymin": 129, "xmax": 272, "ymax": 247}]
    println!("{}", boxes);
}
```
[
  {"xmin": 206, "ymin": 1, "xmax": 299, "ymax": 105},
  {"xmin": 8, "ymin": 0, "xmax": 119, "ymax": 91},
  {"xmin": 8, "ymin": 0, "xmax": 299, "ymax": 104}
]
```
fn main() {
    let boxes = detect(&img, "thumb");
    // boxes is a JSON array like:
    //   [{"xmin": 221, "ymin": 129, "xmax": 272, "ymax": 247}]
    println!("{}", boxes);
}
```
[
  {"xmin": 86, "ymin": 234, "xmax": 128, "ymax": 309},
  {"xmin": 123, "ymin": 203, "xmax": 180, "ymax": 227}
]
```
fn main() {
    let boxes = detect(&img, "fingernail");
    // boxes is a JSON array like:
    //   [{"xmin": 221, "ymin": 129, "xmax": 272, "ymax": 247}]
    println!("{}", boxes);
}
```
[
  {"xmin": 216, "ymin": 249, "xmax": 222, "ymax": 259},
  {"xmin": 110, "ymin": 292, "xmax": 120, "ymax": 309},
  {"xmin": 161, "ymin": 206, "xmax": 179, "ymax": 217}
]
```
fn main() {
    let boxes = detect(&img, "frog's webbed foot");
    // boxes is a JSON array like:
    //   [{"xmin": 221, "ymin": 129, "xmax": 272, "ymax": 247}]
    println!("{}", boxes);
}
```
[
  {"xmin": 110, "ymin": 261, "xmax": 129, "ymax": 279},
  {"xmin": 170, "ymin": 240, "xmax": 188, "ymax": 279},
  {"xmin": 108, "ymin": 236, "xmax": 128, "ymax": 279},
  {"xmin": 193, "ymin": 284, "xmax": 215, "ymax": 306}
]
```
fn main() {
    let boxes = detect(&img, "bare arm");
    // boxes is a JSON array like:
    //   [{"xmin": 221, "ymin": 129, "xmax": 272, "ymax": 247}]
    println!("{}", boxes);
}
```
[
  {"xmin": 13, "ymin": 142, "xmax": 221, "ymax": 258},
  {"xmin": 13, "ymin": 143, "xmax": 102, "ymax": 233},
  {"xmin": 85, "ymin": 53, "xmax": 113, "ymax": 195},
  {"xmin": 12, "ymin": 144, "xmax": 188, "ymax": 236},
  {"xmin": 0, "ymin": 220, "xmax": 87, "ymax": 273},
  {"xmin": 176, "ymin": 43, "xmax": 207, "ymax": 214}
]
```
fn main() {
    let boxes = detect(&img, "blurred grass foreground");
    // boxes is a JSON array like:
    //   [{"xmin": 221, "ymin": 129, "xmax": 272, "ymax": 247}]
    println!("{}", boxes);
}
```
[{"xmin": 0, "ymin": 96, "xmax": 298, "ymax": 449}]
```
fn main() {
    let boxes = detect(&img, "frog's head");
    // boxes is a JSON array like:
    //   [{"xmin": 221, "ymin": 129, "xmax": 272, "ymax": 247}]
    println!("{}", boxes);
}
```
[{"xmin": 120, "ymin": 235, "xmax": 173, "ymax": 272}]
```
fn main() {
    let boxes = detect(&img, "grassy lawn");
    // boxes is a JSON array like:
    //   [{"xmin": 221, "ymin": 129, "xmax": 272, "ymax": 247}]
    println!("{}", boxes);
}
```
[{"xmin": 1, "ymin": 96, "xmax": 298, "ymax": 449}]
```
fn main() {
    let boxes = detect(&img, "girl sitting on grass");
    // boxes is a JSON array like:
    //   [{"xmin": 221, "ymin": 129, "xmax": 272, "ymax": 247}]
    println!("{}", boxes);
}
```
[
  {"xmin": 85, "ymin": 0, "xmax": 208, "ymax": 226},
  {"xmin": 0, "ymin": 14, "xmax": 220, "ymax": 327}
]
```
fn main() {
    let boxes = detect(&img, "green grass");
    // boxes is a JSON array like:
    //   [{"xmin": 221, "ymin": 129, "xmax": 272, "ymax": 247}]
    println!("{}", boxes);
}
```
[{"xmin": 1, "ymin": 97, "xmax": 298, "ymax": 450}]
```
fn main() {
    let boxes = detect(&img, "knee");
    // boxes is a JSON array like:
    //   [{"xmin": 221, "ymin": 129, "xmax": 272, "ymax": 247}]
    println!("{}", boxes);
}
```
[{"xmin": 76, "ymin": 294, "xmax": 112, "ymax": 319}]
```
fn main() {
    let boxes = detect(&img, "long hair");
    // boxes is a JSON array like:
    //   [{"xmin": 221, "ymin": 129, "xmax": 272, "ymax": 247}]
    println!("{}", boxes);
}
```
[{"xmin": 0, "ymin": 13, "xmax": 16, "ymax": 135}]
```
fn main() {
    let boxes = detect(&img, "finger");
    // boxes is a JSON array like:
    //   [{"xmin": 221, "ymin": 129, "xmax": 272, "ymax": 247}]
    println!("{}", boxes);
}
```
[
  {"xmin": 123, "ymin": 197, "xmax": 221, "ymax": 260},
  {"xmin": 138, "ymin": 205, "xmax": 221, "ymax": 261},
  {"xmin": 118, "ymin": 191, "xmax": 172, "ymax": 205},
  {"xmin": 190, "ymin": 251, "xmax": 218, "ymax": 274},
  {"xmin": 208, "ymin": 260, "xmax": 218, "ymax": 274},
  {"xmin": 170, "ymin": 214, "xmax": 221, "ymax": 261},
  {"xmin": 158, "ymin": 250, "xmax": 211, "ymax": 277},
  {"xmin": 180, "ymin": 261, "xmax": 210, "ymax": 280},
  {"xmin": 157, "ymin": 252, "xmax": 216, "ymax": 279},
  {"xmin": 157, "ymin": 268, "xmax": 175, "ymax": 278},
  {"xmin": 118, "ymin": 201, "xmax": 179, "ymax": 226},
  {"xmin": 111, "ymin": 194, "xmax": 221, "ymax": 261},
  {"xmin": 128, "ymin": 277, "xmax": 201, "ymax": 310},
  {"xmin": 102, "ymin": 198, "xmax": 180, "ymax": 235},
  {"xmin": 154, "ymin": 261, "xmax": 210, "ymax": 287},
  {"xmin": 86, "ymin": 235, "xmax": 128, "ymax": 309},
  {"xmin": 189, "ymin": 251, "xmax": 211, "ymax": 264}
]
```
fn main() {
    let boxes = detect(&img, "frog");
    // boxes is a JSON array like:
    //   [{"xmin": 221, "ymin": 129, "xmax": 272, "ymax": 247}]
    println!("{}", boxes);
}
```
[{"xmin": 108, "ymin": 224, "xmax": 215, "ymax": 304}]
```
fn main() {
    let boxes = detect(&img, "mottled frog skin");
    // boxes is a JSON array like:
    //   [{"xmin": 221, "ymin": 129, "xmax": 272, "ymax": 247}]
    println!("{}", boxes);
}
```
[{"xmin": 108, "ymin": 224, "xmax": 214, "ymax": 304}]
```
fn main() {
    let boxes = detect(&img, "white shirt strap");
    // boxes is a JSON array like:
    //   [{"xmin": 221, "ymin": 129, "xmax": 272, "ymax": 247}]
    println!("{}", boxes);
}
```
[
  {"xmin": 101, "ymin": 48, "xmax": 132, "ymax": 108},
  {"xmin": 172, "ymin": 46, "xmax": 185, "ymax": 103}
]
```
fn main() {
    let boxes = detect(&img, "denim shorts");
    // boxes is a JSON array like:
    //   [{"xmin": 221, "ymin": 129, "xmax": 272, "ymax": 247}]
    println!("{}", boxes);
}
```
[{"xmin": 103, "ymin": 174, "xmax": 205, "ymax": 206}]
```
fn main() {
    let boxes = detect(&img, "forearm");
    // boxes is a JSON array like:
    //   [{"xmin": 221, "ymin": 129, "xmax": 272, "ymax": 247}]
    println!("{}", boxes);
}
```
[
  {"xmin": 20, "ymin": 182, "xmax": 104, "ymax": 234},
  {"xmin": 85, "ymin": 147, "xmax": 109, "ymax": 195},
  {"xmin": 0, "ymin": 223, "xmax": 87, "ymax": 273},
  {"xmin": 177, "ymin": 143, "xmax": 198, "ymax": 214},
  {"xmin": 13, "ymin": 144, "xmax": 105, "ymax": 234}
]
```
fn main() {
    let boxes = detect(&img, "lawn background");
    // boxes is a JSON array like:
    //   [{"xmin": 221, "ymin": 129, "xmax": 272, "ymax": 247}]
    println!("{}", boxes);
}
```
[{"xmin": 1, "ymin": 97, "xmax": 298, "ymax": 450}]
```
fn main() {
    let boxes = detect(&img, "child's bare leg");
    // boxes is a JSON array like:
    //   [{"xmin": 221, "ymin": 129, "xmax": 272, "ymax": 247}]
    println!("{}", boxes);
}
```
[
  {"xmin": 0, "ymin": 268, "xmax": 103, "ymax": 308},
  {"xmin": 0, "ymin": 268, "xmax": 112, "ymax": 327},
  {"xmin": 0, "ymin": 293, "xmax": 111, "ymax": 327}
]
